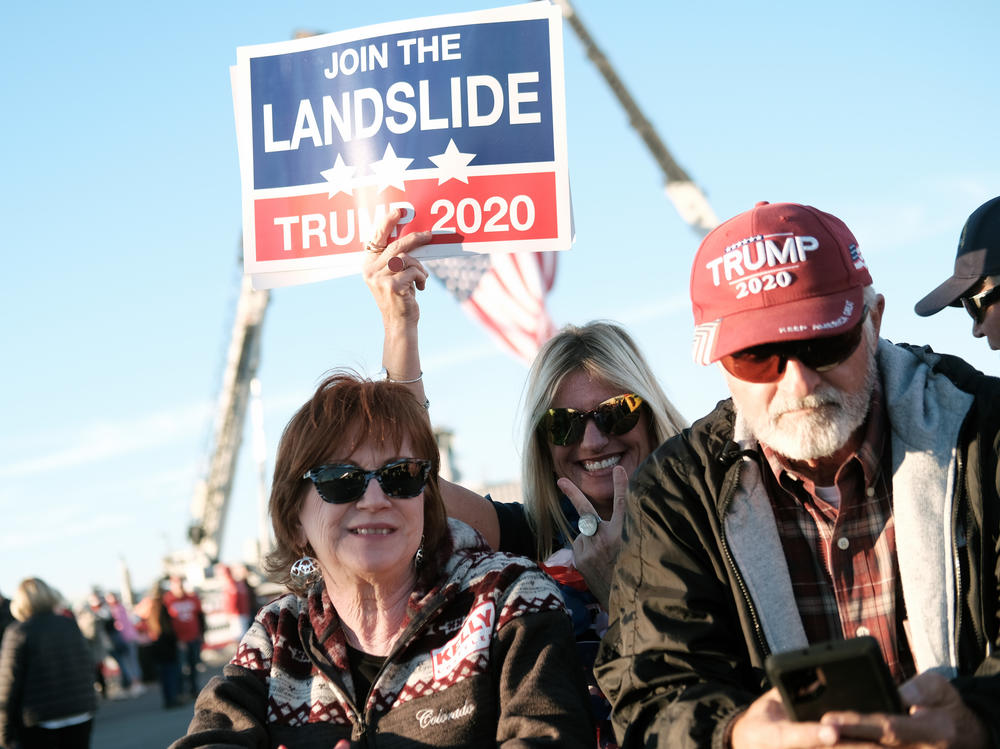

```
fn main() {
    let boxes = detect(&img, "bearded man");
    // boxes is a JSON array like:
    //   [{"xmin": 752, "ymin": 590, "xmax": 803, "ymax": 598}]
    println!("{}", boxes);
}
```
[{"xmin": 595, "ymin": 202, "xmax": 1000, "ymax": 748}]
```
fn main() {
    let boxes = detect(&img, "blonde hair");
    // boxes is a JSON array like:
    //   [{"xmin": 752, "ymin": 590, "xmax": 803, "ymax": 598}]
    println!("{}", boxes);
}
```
[
  {"xmin": 521, "ymin": 321, "xmax": 686, "ymax": 561},
  {"xmin": 10, "ymin": 577, "xmax": 63, "ymax": 621}
]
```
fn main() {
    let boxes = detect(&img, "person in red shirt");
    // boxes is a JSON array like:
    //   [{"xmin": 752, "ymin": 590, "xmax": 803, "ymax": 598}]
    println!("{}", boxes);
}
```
[
  {"xmin": 231, "ymin": 564, "xmax": 256, "ymax": 634},
  {"xmin": 214, "ymin": 564, "xmax": 251, "ymax": 644},
  {"xmin": 163, "ymin": 576, "xmax": 204, "ymax": 699}
]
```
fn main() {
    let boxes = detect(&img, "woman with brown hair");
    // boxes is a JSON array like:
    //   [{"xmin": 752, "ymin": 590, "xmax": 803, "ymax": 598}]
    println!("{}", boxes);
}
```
[
  {"xmin": 172, "ymin": 372, "xmax": 593, "ymax": 748},
  {"xmin": 143, "ymin": 581, "xmax": 182, "ymax": 709}
]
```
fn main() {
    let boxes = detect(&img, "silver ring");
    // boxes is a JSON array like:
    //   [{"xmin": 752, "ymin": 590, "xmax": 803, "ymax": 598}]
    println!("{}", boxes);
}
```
[
  {"xmin": 387, "ymin": 255, "xmax": 406, "ymax": 272},
  {"xmin": 578, "ymin": 513, "xmax": 600, "ymax": 537},
  {"xmin": 365, "ymin": 240, "xmax": 387, "ymax": 253}
]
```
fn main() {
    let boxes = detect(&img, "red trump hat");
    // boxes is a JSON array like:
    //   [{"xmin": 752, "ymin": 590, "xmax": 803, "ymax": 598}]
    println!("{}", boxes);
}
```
[{"xmin": 690, "ymin": 201, "xmax": 872, "ymax": 365}]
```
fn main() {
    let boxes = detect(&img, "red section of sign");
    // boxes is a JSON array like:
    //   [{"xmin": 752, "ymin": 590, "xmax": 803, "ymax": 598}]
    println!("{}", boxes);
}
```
[{"xmin": 253, "ymin": 172, "xmax": 557, "ymax": 261}]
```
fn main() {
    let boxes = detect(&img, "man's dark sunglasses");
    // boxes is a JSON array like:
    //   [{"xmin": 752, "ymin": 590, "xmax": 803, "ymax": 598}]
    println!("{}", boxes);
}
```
[
  {"xmin": 720, "ymin": 307, "xmax": 869, "ymax": 384},
  {"xmin": 302, "ymin": 458, "xmax": 431, "ymax": 504},
  {"xmin": 539, "ymin": 393, "xmax": 645, "ymax": 446},
  {"xmin": 962, "ymin": 285, "xmax": 1000, "ymax": 325}
]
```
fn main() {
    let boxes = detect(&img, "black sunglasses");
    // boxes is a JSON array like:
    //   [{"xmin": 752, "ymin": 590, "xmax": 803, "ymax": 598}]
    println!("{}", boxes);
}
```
[
  {"xmin": 962, "ymin": 285, "xmax": 1000, "ymax": 325},
  {"xmin": 302, "ymin": 458, "xmax": 431, "ymax": 504},
  {"xmin": 539, "ymin": 393, "xmax": 645, "ymax": 446},
  {"xmin": 720, "ymin": 307, "xmax": 869, "ymax": 384}
]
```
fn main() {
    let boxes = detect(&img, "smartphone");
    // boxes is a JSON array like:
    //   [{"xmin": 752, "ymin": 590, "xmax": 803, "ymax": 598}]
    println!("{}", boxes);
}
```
[{"xmin": 764, "ymin": 636, "xmax": 903, "ymax": 722}]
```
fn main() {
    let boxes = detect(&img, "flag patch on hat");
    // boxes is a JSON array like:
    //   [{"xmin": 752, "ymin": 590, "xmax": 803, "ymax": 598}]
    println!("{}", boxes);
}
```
[{"xmin": 848, "ymin": 243, "xmax": 866, "ymax": 270}]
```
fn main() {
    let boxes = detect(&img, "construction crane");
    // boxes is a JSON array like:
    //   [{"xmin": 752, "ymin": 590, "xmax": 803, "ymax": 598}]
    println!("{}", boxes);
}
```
[
  {"xmin": 183, "ymin": 274, "xmax": 270, "ymax": 569},
  {"xmin": 546, "ymin": 0, "xmax": 718, "ymax": 236},
  {"xmin": 157, "ymin": 269, "xmax": 272, "ymax": 648}
]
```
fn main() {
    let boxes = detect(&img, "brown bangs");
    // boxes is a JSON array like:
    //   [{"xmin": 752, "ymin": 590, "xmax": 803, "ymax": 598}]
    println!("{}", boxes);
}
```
[{"xmin": 265, "ymin": 370, "xmax": 449, "ymax": 592}]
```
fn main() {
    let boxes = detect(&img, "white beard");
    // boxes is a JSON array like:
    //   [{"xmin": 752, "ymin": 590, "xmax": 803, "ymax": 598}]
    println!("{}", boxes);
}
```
[{"xmin": 738, "ymin": 351, "xmax": 877, "ymax": 461}]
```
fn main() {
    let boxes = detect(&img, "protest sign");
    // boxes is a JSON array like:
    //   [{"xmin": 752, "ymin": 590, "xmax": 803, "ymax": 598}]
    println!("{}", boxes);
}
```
[{"xmin": 232, "ymin": 3, "xmax": 571, "ymax": 288}]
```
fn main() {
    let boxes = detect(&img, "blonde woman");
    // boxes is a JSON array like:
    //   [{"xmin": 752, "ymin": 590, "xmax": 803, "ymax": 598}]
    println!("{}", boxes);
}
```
[
  {"xmin": 0, "ymin": 577, "xmax": 97, "ymax": 749},
  {"xmin": 363, "ymin": 209, "xmax": 686, "ymax": 748}
]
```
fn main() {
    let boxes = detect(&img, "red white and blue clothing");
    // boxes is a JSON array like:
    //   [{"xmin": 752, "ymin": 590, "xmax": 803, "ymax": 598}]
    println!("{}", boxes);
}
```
[{"xmin": 170, "ymin": 520, "xmax": 594, "ymax": 748}]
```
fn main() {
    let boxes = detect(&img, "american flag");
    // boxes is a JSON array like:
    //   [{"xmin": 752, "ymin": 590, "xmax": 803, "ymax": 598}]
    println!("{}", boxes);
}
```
[{"xmin": 425, "ymin": 252, "xmax": 558, "ymax": 363}]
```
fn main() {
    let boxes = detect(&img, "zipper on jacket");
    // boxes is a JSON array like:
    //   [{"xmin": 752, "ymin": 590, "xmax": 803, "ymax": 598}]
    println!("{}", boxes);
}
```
[
  {"xmin": 954, "ymin": 446, "xmax": 988, "ymax": 658},
  {"xmin": 301, "ymin": 541, "xmax": 482, "ymax": 743},
  {"xmin": 950, "ymin": 444, "xmax": 986, "ymax": 667},
  {"xmin": 308, "ymin": 654, "xmax": 367, "ymax": 740},
  {"xmin": 718, "ymin": 456, "xmax": 770, "ymax": 660},
  {"xmin": 965, "ymin": 500, "xmax": 987, "ymax": 657},
  {"xmin": 358, "ymin": 581, "xmax": 455, "ymax": 735},
  {"xmin": 952, "ymin": 449, "xmax": 964, "ymax": 665}
]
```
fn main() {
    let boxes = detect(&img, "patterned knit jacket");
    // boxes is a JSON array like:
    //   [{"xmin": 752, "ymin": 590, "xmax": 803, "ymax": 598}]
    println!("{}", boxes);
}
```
[{"xmin": 171, "ymin": 520, "xmax": 595, "ymax": 748}]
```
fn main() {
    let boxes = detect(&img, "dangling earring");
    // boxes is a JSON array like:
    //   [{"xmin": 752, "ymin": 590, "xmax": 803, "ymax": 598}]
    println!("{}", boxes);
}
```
[
  {"xmin": 414, "ymin": 536, "xmax": 425, "ymax": 569},
  {"xmin": 290, "ymin": 555, "xmax": 321, "ymax": 587}
]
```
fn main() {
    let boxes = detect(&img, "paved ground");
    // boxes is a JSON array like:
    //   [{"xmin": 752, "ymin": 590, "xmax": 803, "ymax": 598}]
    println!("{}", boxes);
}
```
[{"xmin": 91, "ymin": 647, "xmax": 231, "ymax": 749}]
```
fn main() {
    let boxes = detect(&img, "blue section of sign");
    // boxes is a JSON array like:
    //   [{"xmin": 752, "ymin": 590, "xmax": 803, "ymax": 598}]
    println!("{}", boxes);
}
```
[{"xmin": 250, "ymin": 18, "xmax": 555, "ymax": 190}]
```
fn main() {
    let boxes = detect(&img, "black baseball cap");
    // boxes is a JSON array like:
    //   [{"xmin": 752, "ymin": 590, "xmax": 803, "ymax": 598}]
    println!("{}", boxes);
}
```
[{"xmin": 915, "ymin": 196, "xmax": 1000, "ymax": 316}]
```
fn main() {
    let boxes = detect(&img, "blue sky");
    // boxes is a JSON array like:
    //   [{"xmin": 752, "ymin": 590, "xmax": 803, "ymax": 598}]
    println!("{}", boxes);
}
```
[{"xmin": 2, "ymin": 1, "xmax": 997, "ymax": 602}]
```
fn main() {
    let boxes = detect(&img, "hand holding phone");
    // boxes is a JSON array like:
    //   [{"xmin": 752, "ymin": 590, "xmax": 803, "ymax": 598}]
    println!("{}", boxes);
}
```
[{"xmin": 764, "ymin": 636, "xmax": 902, "ymax": 722}]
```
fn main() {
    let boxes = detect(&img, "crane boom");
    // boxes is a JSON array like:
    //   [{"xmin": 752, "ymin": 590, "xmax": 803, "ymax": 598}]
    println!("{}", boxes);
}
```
[
  {"xmin": 547, "ymin": 0, "xmax": 718, "ymax": 235},
  {"xmin": 187, "ymin": 275, "xmax": 270, "ymax": 563}
]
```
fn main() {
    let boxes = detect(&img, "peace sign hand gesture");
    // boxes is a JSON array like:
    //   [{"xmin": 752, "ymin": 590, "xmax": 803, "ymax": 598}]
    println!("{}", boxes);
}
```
[{"xmin": 556, "ymin": 464, "xmax": 628, "ymax": 610}]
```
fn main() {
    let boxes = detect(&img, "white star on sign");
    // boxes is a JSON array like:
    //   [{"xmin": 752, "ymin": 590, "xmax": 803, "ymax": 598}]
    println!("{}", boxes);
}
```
[
  {"xmin": 428, "ymin": 139, "xmax": 476, "ymax": 185},
  {"xmin": 320, "ymin": 154, "xmax": 356, "ymax": 198},
  {"xmin": 370, "ymin": 143, "xmax": 414, "ymax": 194}
]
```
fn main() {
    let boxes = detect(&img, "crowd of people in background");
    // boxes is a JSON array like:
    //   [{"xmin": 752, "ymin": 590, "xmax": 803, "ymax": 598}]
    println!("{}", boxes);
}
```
[
  {"xmin": 0, "ymin": 562, "xmax": 265, "ymax": 748},
  {"xmin": 3, "ymin": 194, "xmax": 998, "ymax": 749}
]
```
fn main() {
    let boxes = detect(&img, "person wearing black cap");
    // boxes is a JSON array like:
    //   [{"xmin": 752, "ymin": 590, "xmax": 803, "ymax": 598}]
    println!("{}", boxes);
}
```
[{"xmin": 915, "ymin": 196, "xmax": 1000, "ymax": 349}]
